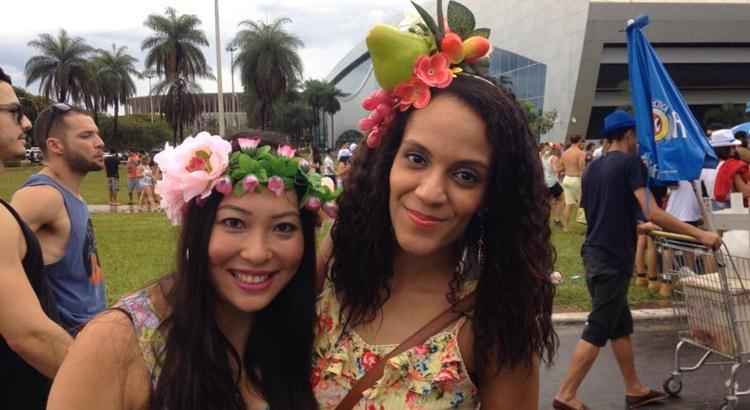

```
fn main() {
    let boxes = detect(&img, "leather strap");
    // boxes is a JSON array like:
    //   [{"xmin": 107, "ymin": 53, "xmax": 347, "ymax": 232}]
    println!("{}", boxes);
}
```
[{"xmin": 334, "ymin": 292, "xmax": 476, "ymax": 410}]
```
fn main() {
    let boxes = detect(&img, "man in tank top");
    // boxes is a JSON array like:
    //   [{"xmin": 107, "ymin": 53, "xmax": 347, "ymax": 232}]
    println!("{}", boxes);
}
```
[
  {"xmin": 0, "ymin": 67, "xmax": 73, "ymax": 409},
  {"xmin": 11, "ymin": 100, "xmax": 107, "ymax": 335}
]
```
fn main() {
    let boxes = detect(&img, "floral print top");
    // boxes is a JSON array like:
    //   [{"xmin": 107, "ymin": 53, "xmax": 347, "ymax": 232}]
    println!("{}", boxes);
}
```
[
  {"xmin": 115, "ymin": 286, "xmax": 270, "ymax": 410},
  {"xmin": 313, "ymin": 279, "xmax": 480, "ymax": 409}
]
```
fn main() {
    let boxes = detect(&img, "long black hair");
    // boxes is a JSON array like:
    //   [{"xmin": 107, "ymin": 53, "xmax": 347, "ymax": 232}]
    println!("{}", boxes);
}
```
[
  {"xmin": 150, "ymin": 146, "xmax": 319, "ymax": 410},
  {"xmin": 330, "ymin": 75, "xmax": 558, "ymax": 380}
]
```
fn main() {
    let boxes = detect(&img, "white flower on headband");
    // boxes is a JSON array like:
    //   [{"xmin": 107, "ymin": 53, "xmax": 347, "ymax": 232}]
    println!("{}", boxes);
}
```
[{"xmin": 154, "ymin": 132, "xmax": 232, "ymax": 225}]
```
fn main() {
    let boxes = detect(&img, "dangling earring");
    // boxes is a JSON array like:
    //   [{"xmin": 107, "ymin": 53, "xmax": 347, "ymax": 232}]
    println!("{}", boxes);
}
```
[
  {"xmin": 477, "ymin": 211, "xmax": 488, "ymax": 273},
  {"xmin": 185, "ymin": 247, "xmax": 190, "ymax": 261}
]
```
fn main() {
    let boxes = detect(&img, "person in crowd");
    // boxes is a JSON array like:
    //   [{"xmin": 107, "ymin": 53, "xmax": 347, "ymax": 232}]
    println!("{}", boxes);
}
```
[
  {"xmin": 315, "ymin": 59, "xmax": 557, "ymax": 407},
  {"xmin": 337, "ymin": 142, "xmax": 351, "ymax": 162},
  {"xmin": 312, "ymin": 146, "xmax": 322, "ymax": 172},
  {"xmin": 47, "ymin": 134, "xmax": 329, "ymax": 410},
  {"xmin": 11, "ymin": 103, "xmax": 106, "ymax": 335},
  {"xmin": 542, "ymin": 145, "xmax": 564, "ymax": 226},
  {"xmin": 633, "ymin": 184, "xmax": 668, "ymax": 289},
  {"xmin": 592, "ymin": 140, "xmax": 608, "ymax": 160},
  {"xmin": 322, "ymin": 149, "xmax": 336, "ymax": 184},
  {"xmin": 0, "ymin": 67, "xmax": 73, "ymax": 410},
  {"xmin": 705, "ymin": 129, "xmax": 750, "ymax": 210},
  {"xmin": 554, "ymin": 110, "xmax": 720, "ymax": 410},
  {"xmin": 126, "ymin": 150, "xmax": 142, "ymax": 206},
  {"xmin": 336, "ymin": 152, "xmax": 352, "ymax": 189},
  {"xmin": 104, "ymin": 147, "xmax": 120, "ymax": 207},
  {"xmin": 560, "ymin": 134, "xmax": 587, "ymax": 232},
  {"xmin": 734, "ymin": 130, "xmax": 750, "ymax": 163},
  {"xmin": 584, "ymin": 142, "xmax": 596, "ymax": 165},
  {"xmin": 137, "ymin": 158, "xmax": 157, "ymax": 212}
]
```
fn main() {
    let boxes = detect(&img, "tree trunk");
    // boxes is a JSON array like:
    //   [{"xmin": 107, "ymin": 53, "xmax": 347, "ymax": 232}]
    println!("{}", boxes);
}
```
[
  {"xmin": 330, "ymin": 113, "xmax": 335, "ymax": 148},
  {"xmin": 113, "ymin": 99, "xmax": 120, "ymax": 140}
]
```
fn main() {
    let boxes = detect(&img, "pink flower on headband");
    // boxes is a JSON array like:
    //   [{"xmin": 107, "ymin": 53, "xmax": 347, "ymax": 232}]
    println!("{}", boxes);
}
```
[
  {"xmin": 238, "ymin": 137, "xmax": 261, "ymax": 150},
  {"xmin": 414, "ymin": 53, "xmax": 453, "ymax": 88},
  {"xmin": 267, "ymin": 176, "xmax": 286, "ymax": 196},
  {"xmin": 393, "ymin": 77, "xmax": 431, "ymax": 111},
  {"xmin": 277, "ymin": 145, "xmax": 296, "ymax": 158},
  {"xmin": 154, "ymin": 132, "xmax": 232, "ymax": 225}
]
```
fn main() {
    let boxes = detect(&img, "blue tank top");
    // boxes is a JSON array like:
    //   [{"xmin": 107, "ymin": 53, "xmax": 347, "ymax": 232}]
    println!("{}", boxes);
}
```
[{"xmin": 21, "ymin": 174, "xmax": 106, "ymax": 333}]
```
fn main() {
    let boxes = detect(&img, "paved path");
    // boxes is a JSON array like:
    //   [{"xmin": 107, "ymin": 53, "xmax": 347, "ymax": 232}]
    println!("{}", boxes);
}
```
[{"xmin": 545, "ymin": 322, "xmax": 750, "ymax": 409}]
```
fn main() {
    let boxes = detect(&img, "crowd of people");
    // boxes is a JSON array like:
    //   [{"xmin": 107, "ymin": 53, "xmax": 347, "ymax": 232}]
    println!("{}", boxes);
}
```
[{"xmin": 0, "ymin": 7, "xmax": 743, "ymax": 408}]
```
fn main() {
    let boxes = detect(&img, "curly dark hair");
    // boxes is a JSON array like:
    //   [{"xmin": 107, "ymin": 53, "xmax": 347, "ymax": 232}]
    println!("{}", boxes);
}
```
[
  {"xmin": 149, "ymin": 143, "xmax": 319, "ymax": 410},
  {"xmin": 330, "ymin": 75, "xmax": 558, "ymax": 380}
]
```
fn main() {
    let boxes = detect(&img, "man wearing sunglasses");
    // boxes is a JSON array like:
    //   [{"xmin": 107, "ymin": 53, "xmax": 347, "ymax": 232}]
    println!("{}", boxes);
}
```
[
  {"xmin": 0, "ymin": 67, "xmax": 73, "ymax": 409},
  {"xmin": 11, "ymin": 96, "xmax": 106, "ymax": 338}
]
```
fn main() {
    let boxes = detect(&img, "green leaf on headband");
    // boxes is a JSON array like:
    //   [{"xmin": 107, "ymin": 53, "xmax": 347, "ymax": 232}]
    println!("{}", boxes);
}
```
[
  {"xmin": 258, "ymin": 145, "xmax": 272, "ymax": 156},
  {"xmin": 447, "ymin": 1, "xmax": 475, "ymax": 39},
  {"xmin": 436, "ymin": 0, "xmax": 445, "ymax": 43},
  {"xmin": 411, "ymin": 1, "xmax": 439, "ymax": 40},
  {"xmin": 469, "ymin": 28, "xmax": 491, "ymax": 39},
  {"xmin": 238, "ymin": 153, "xmax": 252, "ymax": 172}
]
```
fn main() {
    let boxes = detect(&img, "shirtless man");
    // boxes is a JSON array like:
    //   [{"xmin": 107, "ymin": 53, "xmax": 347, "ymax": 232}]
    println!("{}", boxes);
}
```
[
  {"xmin": 12, "ymin": 103, "xmax": 107, "ymax": 335},
  {"xmin": 0, "ymin": 67, "xmax": 73, "ymax": 409},
  {"xmin": 560, "ymin": 135, "xmax": 587, "ymax": 232}
]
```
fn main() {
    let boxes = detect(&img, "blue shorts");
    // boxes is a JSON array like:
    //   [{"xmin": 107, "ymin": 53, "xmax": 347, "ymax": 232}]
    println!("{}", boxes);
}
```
[{"xmin": 128, "ymin": 178, "xmax": 141, "ymax": 193}]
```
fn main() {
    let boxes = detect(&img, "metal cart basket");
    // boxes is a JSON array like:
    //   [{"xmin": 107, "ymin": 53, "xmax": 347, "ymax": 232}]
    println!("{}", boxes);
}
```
[{"xmin": 653, "ymin": 231, "xmax": 750, "ymax": 410}]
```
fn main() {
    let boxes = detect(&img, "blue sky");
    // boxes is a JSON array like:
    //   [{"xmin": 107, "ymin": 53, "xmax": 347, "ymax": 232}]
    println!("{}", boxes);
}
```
[{"xmin": 1, "ymin": 0, "xmax": 411, "ymax": 97}]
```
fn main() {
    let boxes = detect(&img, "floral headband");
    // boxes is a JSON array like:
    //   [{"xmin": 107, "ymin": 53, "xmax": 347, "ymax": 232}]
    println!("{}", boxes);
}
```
[
  {"xmin": 154, "ymin": 132, "xmax": 341, "ymax": 225},
  {"xmin": 359, "ymin": 0, "xmax": 493, "ymax": 149}
]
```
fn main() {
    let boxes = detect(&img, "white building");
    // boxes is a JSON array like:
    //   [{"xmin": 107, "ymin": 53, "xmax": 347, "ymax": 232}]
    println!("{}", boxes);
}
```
[{"xmin": 326, "ymin": 0, "xmax": 750, "ymax": 144}]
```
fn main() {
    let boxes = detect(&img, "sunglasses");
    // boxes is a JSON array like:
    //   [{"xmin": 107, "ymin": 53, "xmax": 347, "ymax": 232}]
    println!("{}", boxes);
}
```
[
  {"xmin": 44, "ymin": 102, "xmax": 72, "ymax": 140},
  {"xmin": 0, "ymin": 102, "xmax": 25, "ymax": 125}
]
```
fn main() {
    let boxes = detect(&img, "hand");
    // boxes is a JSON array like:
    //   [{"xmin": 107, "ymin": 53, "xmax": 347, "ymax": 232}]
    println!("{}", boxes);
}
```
[
  {"xmin": 698, "ymin": 231, "xmax": 722, "ymax": 250},
  {"xmin": 637, "ymin": 222, "xmax": 661, "ymax": 234}
]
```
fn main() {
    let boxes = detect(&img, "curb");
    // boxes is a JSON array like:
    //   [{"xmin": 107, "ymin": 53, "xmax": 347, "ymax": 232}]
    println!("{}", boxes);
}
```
[{"xmin": 552, "ymin": 308, "xmax": 678, "ymax": 325}]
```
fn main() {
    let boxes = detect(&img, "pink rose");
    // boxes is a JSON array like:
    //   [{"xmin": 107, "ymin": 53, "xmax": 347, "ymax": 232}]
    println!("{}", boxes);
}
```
[
  {"xmin": 242, "ymin": 174, "xmax": 260, "ymax": 193},
  {"xmin": 359, "ymin": 117, "xmax": 377, "ymax": 132},
  {"xmin": 277, "ymin": 145, "xmax": 296, "ymax": 158},
  {"xmin": 238, "ymin": 137, "xmax": 261, "ymax": 150},
  {"xmin": 214, "ymin": 176, "xmax": 233, "ymax": 195},
  {"xmin": 414, "ymin": 53, "xmax": 453, "ymax": 88},
  {"xmin": 305, "ymin": 196, "xmax": 322, "ymax": 212},
  {"xmin": 267, "ymin": 176, "xmax": 286, "ymax": 196},
  {"xmin": 322, "ymin": 201, "xmax": 339, "ymax": 219},
  {"xmin": 434, "ymin": 367, "xmax": 461, "ymax": 384},
  {"xmin": 154, "ymin": 132, "xmax": 232, "ymax": 225}
]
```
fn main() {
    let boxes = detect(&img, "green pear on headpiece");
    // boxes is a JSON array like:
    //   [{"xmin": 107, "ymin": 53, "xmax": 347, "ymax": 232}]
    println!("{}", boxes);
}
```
[{"xmin": 366, "ymin": 25, "xmax": 434, "ymax": 91}]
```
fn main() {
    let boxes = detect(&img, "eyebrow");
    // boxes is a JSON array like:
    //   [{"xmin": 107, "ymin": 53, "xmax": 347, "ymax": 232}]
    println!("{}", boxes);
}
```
[
  {"xmin": 402, "ymin": 138, "xmax": 490, "ymax": 170},
  {"xmin": 217, "ymin": 205, "xmax": 300, "ymax": 219}
]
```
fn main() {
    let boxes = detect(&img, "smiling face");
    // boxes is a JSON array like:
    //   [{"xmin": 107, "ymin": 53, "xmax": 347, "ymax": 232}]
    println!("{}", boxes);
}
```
[
  {"xmin": 0, "ymin": 81, "xmax": 32, "ymax": 160},
  {"xmin": 208, "ymin": 188, "xmax": 305, "ymax": 315},
  {"xmin": 388, "ymin": 94, "xmax": 491, "ymax": 257}
]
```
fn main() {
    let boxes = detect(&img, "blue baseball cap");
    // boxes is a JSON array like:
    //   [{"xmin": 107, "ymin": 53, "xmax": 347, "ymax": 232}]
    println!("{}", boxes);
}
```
[{"xmin": 601, "ymin": 110, "xmax": 636, "ymax": 137}]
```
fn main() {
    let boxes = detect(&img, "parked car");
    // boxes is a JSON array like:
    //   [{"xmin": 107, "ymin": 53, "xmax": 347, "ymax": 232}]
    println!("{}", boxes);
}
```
[{"xmin": 25, "ymin": 147, "xmax": 42, "ymax": 163}]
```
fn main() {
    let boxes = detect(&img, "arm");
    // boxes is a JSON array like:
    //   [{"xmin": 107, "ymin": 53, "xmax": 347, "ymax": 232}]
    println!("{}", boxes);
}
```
[
  {"xmin": 733, "ymin": 174, "xmax": 750, "ymax": 198},
  {"xmin": 634, "ymin": 188, "xmax": 720, "ymax": 248},
  {"xmin": 479, "ymin": 355, "xmax": 540, "ymax": 409},
  {"xmin": 0, "ymin": 207, "xmax": 72, "ymax": 378},
  {"xmin": 47, "ymin": 311, "xmax": 146, "ymax": 410},
  {"xmin": 10, "ymin": 186, "xmax": 64, "ymax": 232}
]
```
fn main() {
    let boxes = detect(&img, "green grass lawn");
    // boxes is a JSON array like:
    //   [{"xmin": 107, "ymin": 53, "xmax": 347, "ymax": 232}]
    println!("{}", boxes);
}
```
[
  {"xmin": 0, "ymin": 165, "xmax": 128, "ymax": 205},
  {"xmin": 1, "ymin": 165, "xmax": 662, "ymax": 310}
]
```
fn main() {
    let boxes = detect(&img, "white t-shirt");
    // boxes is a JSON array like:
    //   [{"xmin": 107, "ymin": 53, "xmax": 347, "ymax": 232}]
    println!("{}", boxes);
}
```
[
  {"xmin": 542, "ymin": 155, "xmax": 558, "ymax": 188},
  {"xmin": 665, "ymin": 181, "xmax": 702, "ymax": 222},
  {"xmin": 593, "ymin": 146, "xmax": 604, "ymax": 159}
]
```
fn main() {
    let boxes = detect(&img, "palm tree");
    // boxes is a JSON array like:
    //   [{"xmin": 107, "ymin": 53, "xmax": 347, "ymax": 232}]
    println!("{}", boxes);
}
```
[
  {"xmin": 231, "ymin": 17, "xmax": 304, "ymax": 129},
  {"xmin": 24, "ymin": 29, "xmax": 93, "ymax": 103},
  {"xmin": 322, "ymin": 84, "xmax": 346, "ymax": 147},
  {"xmin": 152, "ymin": 77, "xmax": 203, "ymax": 144},
  {"xmin": 92, "ymin": 45, "xmax": 140, "ymax": 140},
  {"xmin": 302, "ymin": 79, "xmax": 328, "ymax": 143},
  {"xmin": 141, "ymin": 7, "xmax": 212, "ymax": 80}
]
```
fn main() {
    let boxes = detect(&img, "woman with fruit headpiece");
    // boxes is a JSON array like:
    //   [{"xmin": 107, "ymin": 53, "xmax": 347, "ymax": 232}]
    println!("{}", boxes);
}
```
[
  {"xmin": 48, "ymin": 135, "xmax": 339, "ymax": 410},
  {"xmin": 313, "ymin": 1, "xmax": 557, "ymax": 409}
]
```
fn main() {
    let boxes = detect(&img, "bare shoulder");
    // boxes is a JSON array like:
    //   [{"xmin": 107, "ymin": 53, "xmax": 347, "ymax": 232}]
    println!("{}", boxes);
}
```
[
  {"xmin": 48, "ymin": 309, "xmax": 150, "ymax": 410},
  {"xmin": 10, "ymin": 185, "xmax": 65, "ymax": 227}
]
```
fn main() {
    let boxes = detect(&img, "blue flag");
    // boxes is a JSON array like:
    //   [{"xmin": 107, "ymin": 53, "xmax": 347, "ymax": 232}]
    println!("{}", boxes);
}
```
[{"xmin": 626, "ymin": 15, "xmax": 717, "ymax": 182}]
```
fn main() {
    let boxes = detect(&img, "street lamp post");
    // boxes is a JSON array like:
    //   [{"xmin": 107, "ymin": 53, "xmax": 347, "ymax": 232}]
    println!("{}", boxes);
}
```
[
  {"xmin": 214, "ymin": 0, "xmax": 226, "ymax": 137},
  {"xmin": 227, "ymin": 45, "xmax": 238, "ymax": 129},
  {"xmin": 144, "ymin": 70, "xmax": 155, "ymax": 122}
]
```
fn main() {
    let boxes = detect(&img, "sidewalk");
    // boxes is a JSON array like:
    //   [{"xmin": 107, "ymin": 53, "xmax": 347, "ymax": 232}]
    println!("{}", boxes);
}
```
[{"xmin": 89, "ymin": 204, "xmax": 159, "ymax": 214}]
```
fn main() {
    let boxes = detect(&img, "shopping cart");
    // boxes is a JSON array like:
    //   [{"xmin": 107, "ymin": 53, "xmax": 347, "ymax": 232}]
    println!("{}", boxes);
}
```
[{"xmin": 652, "ymin": 231, "xmax": 750, "ymax": 410}]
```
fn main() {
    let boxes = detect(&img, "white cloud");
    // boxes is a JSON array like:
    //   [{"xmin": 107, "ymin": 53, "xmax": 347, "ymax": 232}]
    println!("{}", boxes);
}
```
[{"xmin": 0, "ymin": 0, "xmax": 409, "ymax": 98}]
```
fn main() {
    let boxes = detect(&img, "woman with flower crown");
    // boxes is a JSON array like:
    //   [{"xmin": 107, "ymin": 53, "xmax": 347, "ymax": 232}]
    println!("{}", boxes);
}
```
[
  {"xmin": 313, "ymin": 2, "xmax": 557, "ymax": 409},
  {"xmin": 48, "ymin": 134, "xmax": 339, "ymax": 410}
]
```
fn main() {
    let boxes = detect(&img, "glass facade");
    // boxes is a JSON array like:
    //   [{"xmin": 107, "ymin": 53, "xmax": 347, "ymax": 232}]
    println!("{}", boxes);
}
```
[
  {"xmin": 489, "ymin": 47, "xmax": 547, "ymax": 110},
  {"xmin": 333, "ymin": 59, "xmax": 373, "ymax": 96}
]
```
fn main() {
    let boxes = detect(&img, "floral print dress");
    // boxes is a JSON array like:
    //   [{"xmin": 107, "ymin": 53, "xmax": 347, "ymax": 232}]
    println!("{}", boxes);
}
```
[
  {"xmin": 115, "ymin": 286, "xmax": 270, "ymax": 410},
  {"xmin": 313, "ymin": 280, "xmax": 480, "ymax": 409}
]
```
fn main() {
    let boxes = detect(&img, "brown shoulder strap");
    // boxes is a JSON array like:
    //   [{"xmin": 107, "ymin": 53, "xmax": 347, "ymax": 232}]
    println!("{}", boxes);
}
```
[{"xmin": 334, "ymin": 292, "xmax": 476, "ymax": 410}]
